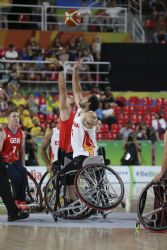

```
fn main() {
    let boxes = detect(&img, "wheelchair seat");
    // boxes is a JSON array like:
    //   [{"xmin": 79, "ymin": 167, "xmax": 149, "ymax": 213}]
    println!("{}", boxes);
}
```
[{"xmin": 82, "ymin": 156, "xmax": 104, "ymax": 167}]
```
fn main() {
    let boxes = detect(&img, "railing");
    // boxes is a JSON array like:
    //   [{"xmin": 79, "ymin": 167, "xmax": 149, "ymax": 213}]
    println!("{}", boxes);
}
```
[
  {"xmin": 0, "ymin": 4, "xmax": 128, "ymax": 33},
  {"xmin": 132, "ymin": 18, "xmax": 145, "ymax": 43},
  {"xmin": 44, "ymin": 6, "xmax": 128, "ymax": 33},
  {"xmin": 0, "ymin": 4, "xmax": 44, "ymax": 30},
  {"xmin": 128, "ymin": 0, "xmax": 142, "ymax": 22},
  {"xmin": 0, "ymin": 59, "xmax": 111, "ymax": 92}
]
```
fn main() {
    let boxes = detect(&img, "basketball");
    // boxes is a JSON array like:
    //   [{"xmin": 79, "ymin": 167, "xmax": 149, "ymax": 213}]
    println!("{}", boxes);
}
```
[{"xmin": 64, "ymin": 9, "xmax": 81, "ymax": 27}]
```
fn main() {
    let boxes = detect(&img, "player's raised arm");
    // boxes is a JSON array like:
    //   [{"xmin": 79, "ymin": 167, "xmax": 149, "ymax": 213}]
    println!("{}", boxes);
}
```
[
  {"xmin": 0, "ymin": 130, "xmax": 6, "ymax": 152},
  {"xmin": 153, "ymin": 130, "xmax": 167, "ymax": 182},
  {"xmin": 50, "ymin": 58, "xmax": 71, "ymax": 121},
  {"xmin": 72, "ymin": 60, "xmax": 83, "ymax": 108},
  {"xmin": 41, "ymin": 130, "xmax": 52, "ymax": 170}
]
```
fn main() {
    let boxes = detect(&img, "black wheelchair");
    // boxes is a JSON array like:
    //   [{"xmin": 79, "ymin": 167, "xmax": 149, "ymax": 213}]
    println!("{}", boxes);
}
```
[
  {"xmin": 136, "ymin": 177, "xmax": 167, "ymax": 231},
  {"xmin": 44, "ymin": 153, "xmax": 125, "ymax": 222},
  {"xmin": 1, "ymin": 170, "xmax": 43, "ymax": 213}
]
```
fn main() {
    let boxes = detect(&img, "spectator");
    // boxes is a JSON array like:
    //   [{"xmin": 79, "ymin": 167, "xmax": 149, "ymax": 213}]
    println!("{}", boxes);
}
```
[
  {"xmin": 0, "ymin": 88, "xmax": 9, "ymax": 126},
  {"xmin": 21, "ymin": 109, "xmax": 34, "ymax": 129},
  {"xmin": 102, "ymin": 102, "xmax": 117, "ymax": 127},
  {"xmin": 152, "ymin": 113, "xmax": 166, "ymax": 140},
  {"xmin": 30, "ymin": 117, "xmax": 44, "ymax": 138},
  {"xmin": 5, "ymin": 44, "xmax": 18, "ymax": 60},
  {"xmin": 27, "ymin": 94, "xmax": 39, "ymax": 114},
  {"xmin": 91, "ymin": 35, "xmax": 102, "ymax": 61},
  {"xmin": 121, "ymin": 133, "xmax": 142, "ymax": 166},
  {"xmin": 25, "ymin": 133, "xmax": 39, "ymax": 166},
  {"xmin": 135, "ymin": 123, "xmax": 148, "ymax": 140},
  {"xmin": 12, "ymin": 91, "xmax": 27, "ymax": 107},
  {"xmin": 118, "ymin": 121, "xmax": 133, "ymax": 140}
]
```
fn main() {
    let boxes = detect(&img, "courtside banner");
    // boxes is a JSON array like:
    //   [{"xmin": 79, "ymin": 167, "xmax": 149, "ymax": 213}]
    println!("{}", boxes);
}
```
[
  {"xmin": 26, "ymin": 166, "xmax": 161, "ymax": 183},
  {"xmin": 133, "ymin": 166, "xmax": 161, "ymax": 183},
  {"xmin": 109, "ymin": 166, "xmax": 131, "ymax": 182}
]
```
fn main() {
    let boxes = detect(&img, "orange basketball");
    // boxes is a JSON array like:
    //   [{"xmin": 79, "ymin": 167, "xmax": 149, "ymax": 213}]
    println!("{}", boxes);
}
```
[{"xmin": 64, "ymin": 9, "xmax": 81, "ymax": 27}]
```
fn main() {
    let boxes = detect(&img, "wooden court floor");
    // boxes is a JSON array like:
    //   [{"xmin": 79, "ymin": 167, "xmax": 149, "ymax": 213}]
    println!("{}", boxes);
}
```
[
  {"xmin": 0, "ymin": 184, "xmax": 166, "ymax": 250},
  {"xmin": 0, "ymin": 226, "xmax": 166, "ymax": 250}
]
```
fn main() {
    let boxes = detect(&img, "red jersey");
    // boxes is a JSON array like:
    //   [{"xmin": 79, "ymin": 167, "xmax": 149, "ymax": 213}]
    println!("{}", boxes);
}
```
[
  {"xmin": 59, "ymin": 110, "xmax": 75, "ymax": 153},
  {"xmin": 1, "ymin": 127, "xmax": 23, "ymax": 163}
]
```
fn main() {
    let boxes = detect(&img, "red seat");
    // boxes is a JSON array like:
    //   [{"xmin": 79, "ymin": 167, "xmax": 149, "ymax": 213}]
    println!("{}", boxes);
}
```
[
  {"xmin": 115, "ymin": 96, "xmax": 127, "ymax": 106},
  {"xmin": 111, "ymin": 124, "xmax": 119, "ymax": 134},
  {"xmin": 129, "ymin": 96, "xmax": 140, "ymax": 106},
  {"xmin": 96, "ymin": 132, "xmax": 103, "ymax": 140},
  {"xmin": 117, "ymin": 114, "xmax": 125, "ymax": 125},
  {"xmin": 46, "ymin": 114, "xmax": 53, "ymax": 123},
  {"xmin": 113, "ymin": 106, "xmax": 121, "ymax": 115},
  {"xmin": 122, "ymin": 106, "xmax": 134, "ymax": 115},
  {"xmin": 52, "ymin": 114, "xmax": 58, "ymax": 121},
  {"xmin": 156, "ymin": 98, "xmax": 167, "ymax": 107},
  {"xmin": 37, "ymin": 113, "xmax": 44, "ymax": 122},
  {"xmin": 141, "ymin": 97, "xmax": 153, "ymax": 106},
  {"xmin": 149, "ymin": 106, "xmax": 160, "ymax": 114},
  {"xmin": 103, "ymin": 133, "xmax": 113, "ymax": 140},
  {"xmin": 100, "ymin": 124, "xmax": 109, "ymax": 133},
  {"xmin": 135, "ymin": 106, "xmax": 148, "ymax": 115}
]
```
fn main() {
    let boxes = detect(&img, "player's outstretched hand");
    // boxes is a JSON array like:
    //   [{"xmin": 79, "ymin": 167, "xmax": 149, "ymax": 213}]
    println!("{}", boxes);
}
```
[{"xmin": 73, "ymin": 59, "xmax": 83, "ymax": 70}]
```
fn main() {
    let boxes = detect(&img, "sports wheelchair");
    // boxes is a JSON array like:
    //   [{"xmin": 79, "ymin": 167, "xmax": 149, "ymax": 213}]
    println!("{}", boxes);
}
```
[
  {"xmin": 44, "ymin": 154, "xmax": 125, "ymax": 222},
  {"xmin": 136, "ymin": 176, "xmax": 167, "ymax": 231},
  {"xmin": 0, "ymin": 170, "xmax": 43, "ymax": 213}
]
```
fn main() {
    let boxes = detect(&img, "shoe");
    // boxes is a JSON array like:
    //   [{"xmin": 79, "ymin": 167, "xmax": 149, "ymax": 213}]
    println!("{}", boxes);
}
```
[
  {"xmin": 15, "ymin": 200, "xmax": 20, "ymax": 209},
  {"xmin": 8, "ymin": 211, "xmax": 29, "ymax": 222},
  {"xmin": 19, "ymin": 201, "xmax": 29, "ymax": 211}
]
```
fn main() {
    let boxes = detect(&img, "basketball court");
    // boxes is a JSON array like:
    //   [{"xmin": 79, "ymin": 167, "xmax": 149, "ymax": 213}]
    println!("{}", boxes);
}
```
[{"xmin": 0, "ymin": 184, "xmax": 166, "ymax": 250}]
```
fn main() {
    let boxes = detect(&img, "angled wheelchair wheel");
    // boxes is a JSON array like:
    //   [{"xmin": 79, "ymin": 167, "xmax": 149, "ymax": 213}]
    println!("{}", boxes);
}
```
[
  {"xmin": 26, "ymin": 171, "xmax": 43, "ymax": 212},
  {"xmin": 137, "ymin": 180, "xmax": 167, "ymax": 231},
  {"xmin": 44, "ymin": 174, "xmax": 59, "ymax": 212},
  {"xmin": 74, "ymin": 164, "xmax": 124, "ymax": 211}
]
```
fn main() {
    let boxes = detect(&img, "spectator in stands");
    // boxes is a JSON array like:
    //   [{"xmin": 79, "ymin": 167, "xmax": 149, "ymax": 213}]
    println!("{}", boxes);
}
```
[
  {"xmin": 91, "ymin": 35, "xmax": 102, "ymax": 61},
  {"xmin": 118, "ymin": 121, "xmax": 133, "ymax": 140},
  {"xmin": 135, "ymin": 123, "xmax": 148, "ymax": 140},
  {"xmin": 6, "ymin": 82, "xmax": 17, "ymax": 98},
  {"xmin": 121, "ymin": 133, "xmax": 142, "ymax": 166},
  {"xmin": 66, "ymin": 37, "xmax": 79, "ymax": 61},
  {"xmin": 12, "ymin": 91, "xmax": 27, "ymax": 108},
  {"xmin": 30, "ymin": 117, "xmax": 44, "ymax": 138},
  {"xmin": 152, "ymin": 30, "xmax": 167, "ymax": 43},
  {"xmin": 96, "ymin": 101, "xmax": 103, "ymax": 121},
  {"xmin": 0, "ymin": 88, "xmax": 9, "ymax": 127},
  {"xmin": 21, "ymin": 109, "xmax": 34, "ymax": 130},
  {"xmin": 79, "ymin": 2, "xmax": 91, "ymax": 31},
  {"xmin": 1, "ymin": 0, "xmax": 13, "ymax": 29},
  {"xmin": 25, "ymin": 133, "xmax": 39, "ymax": 166},
  {"xmin": 27, "ymin": 94, "xmax": 39, "ymax": 114},
  {"xmin": 102, "ymin": 102, "xmax": 117, "ymax": 127},
  {"xmin": 5, "ymin": 44, "xmax": 18, "ymax": 60},
  {"xmin": 58, "ymin": 47, "xmax": 69, "ymax": 63},
  {"xmin": 151, "ymin": 112, "xmax": 166, "ymax": 140}
]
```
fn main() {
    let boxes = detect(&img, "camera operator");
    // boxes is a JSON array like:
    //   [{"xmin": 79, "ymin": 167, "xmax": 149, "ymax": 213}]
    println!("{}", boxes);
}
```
[{"xmin": 121, "ymin": 133, "xmax": 141, "ymax": 166}]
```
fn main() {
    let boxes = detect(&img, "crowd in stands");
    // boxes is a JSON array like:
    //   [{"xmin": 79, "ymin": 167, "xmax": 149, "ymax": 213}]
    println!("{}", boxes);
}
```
[
  {"xmin": 143, "ymin": 0, "xmax": 167, "ymax": 43},
  {"xmin": 0, "ymin": 36, "xmax": 102, "ymax": 90}
]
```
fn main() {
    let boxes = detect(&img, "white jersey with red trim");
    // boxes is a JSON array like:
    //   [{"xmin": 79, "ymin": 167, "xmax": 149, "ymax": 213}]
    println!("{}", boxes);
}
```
[
  {"xmin": 50, "ymin": 127, "xmax": 60, "ymax": 162},
  {"xmin": 71, "ymin": 108, "xmax": 98, "ymax": 158}
]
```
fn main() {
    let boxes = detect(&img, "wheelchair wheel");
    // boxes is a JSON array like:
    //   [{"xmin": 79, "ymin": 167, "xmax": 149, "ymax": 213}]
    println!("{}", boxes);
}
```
[
  {"xmin": 74, "ymin": 164, "xmax": 124, "ymax": 211},
  {"xmin": 44, "ymin": 174, "xmax": 59, "ymax": 212},
  {"xmin": 26, "ymin": 171, "xmax": 43, "ymax": 212},
  {"xmin": 137, "ymin": 181, "xmax": 167, "ymax": 231}
]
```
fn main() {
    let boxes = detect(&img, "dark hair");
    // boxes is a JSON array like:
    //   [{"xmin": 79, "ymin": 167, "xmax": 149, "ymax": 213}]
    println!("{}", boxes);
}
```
[{"xmin": 88, "ymin": 95, "xmax": 99, "ymax": 111}]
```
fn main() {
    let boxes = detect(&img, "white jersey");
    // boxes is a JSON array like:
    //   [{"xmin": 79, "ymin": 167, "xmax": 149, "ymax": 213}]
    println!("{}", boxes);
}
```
[
  {"xmin": 50, "ymin": 127, "xmax": 60, "ymax": 162},
  {"xmin": 71, "ymin": 109, "xmax": 98, "ymax": 158}
]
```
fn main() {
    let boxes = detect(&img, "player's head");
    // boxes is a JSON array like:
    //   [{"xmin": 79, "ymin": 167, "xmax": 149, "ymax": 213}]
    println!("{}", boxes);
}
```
[
  {"xmin": 67, "ymin": 95, "xmax": 75, "ymax": 107},
  {"xmin": 79, "ymin": 95, "xmax": 99, "ymax": 111},
  {"xmin": 8, "ymin": 112, "xmax": 20, "ymax": 127}
]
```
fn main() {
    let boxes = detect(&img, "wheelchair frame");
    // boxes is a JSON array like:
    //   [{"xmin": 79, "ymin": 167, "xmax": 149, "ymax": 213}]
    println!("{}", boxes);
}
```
[{"xmin": 136, "ymin": 177, "xmax": 167, "ymax": 231}]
